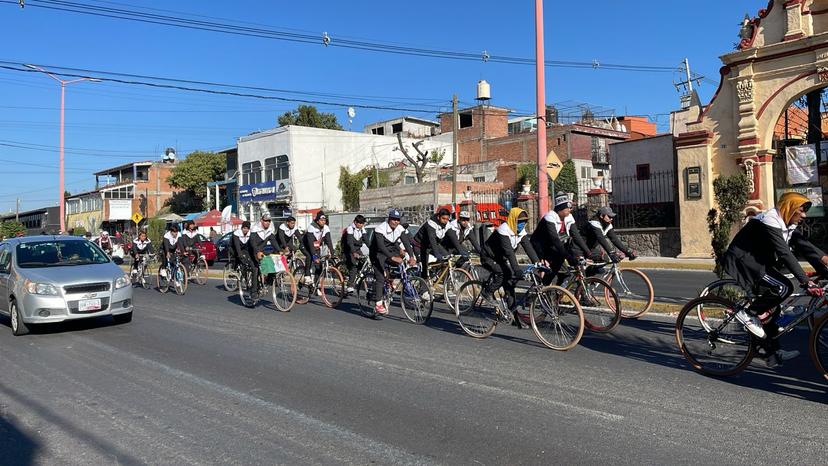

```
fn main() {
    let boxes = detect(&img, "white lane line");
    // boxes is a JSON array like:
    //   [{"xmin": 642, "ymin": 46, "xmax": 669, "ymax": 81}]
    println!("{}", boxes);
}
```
[
  {"xmin": 364, "ymin": 359, "xmax": 624, "ymax": 422},
  {"xmin": 81, "ymin": 339, "xmax": 437, "ymax": 466}
]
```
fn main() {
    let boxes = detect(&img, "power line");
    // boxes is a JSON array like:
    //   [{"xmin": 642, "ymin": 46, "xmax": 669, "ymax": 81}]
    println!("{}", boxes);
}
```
[{"xmin": 6, "ymin": 0, "xmax": 679, "ymax": 73}]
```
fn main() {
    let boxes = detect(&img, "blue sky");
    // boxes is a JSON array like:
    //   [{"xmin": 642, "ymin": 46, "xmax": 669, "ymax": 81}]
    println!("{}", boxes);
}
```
[{"xmin": 0, "ymin": 0, "xmax": 758, "ymax": 212}]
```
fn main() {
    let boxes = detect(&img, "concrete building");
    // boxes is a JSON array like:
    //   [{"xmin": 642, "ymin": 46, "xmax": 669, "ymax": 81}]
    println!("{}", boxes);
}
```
[
  {"xmin": 65, "ymin": 190, "xmax": 104, "ymax": 235},
  {"xmin": 236, "ymin": 125, "xmax": 452, "ymax": 222},
  {"xmin": 1, "ymin": 206, "xmax": 61, "ymax": 236},
  {"xmin": 363, "ymin": 116, "xmax": 439, "ymax": 138},
  {"xmin": 609, "ymin": 134, "xmax": 676, "ymax": 204}
]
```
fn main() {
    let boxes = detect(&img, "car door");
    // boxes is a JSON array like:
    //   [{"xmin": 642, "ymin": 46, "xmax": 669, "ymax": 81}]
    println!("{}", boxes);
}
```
[{"xmin": 0, "ymin": 245, "xmax": 10, "ymax": 312}]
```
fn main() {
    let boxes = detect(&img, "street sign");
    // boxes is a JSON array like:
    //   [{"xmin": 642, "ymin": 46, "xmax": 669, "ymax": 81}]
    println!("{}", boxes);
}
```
[
  {"xmin": 131, "ymin": 212, "xmax": 144, "ymax": 225},
  {"xmin": 545, "ymin": 149, "xmax": 564, "ymax": 180}
]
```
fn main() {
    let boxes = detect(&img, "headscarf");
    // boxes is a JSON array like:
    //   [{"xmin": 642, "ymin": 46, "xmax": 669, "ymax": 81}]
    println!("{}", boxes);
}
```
[
  {"xmin": 776, "ymin": 192, "xmax": 811, "ymax": 225},
  {"xmin": 505, "ymin": 207, "xmax": 528, "ymax": 234}
]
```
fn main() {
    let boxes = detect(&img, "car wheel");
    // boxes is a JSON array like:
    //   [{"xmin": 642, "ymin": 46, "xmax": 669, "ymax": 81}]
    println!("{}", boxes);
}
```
[
  {"xmin": 10, "ymin": 300, "xmax": 29, "ymax": 336},
  {"xmin": 113, "ymin": 312, "xmax": 133, "ymax": 325}
]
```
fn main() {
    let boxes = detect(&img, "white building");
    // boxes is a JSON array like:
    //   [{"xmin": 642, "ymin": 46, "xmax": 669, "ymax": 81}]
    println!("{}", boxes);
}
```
[
  {"xmin": 363, "ymin": 116, "xmax": 439, "ymax": 138},
  {"xmin": 236, "ymin": 125, "xmax": 452, "ymax": 223},
  {"xmin": 609, "ymin": 133, "xmax": 676, "ymax": 204}
]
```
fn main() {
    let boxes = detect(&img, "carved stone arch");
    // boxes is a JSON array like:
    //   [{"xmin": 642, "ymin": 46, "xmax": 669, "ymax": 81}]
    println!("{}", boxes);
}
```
[{"xmin": 756, "ymin": 71, "xmax": 827, "ymax": 151}]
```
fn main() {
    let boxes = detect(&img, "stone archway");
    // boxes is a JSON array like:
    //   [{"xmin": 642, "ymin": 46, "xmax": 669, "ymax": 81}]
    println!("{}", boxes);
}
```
[{"xmin": 676, "ymin": 0, "xmax": 828, "ymax": 257}]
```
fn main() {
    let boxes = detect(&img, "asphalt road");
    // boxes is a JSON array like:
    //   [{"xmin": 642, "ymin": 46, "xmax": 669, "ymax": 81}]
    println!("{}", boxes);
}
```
[{"xmin": 1, "ymin": 280, "xmax": 825, "ymax": 465}]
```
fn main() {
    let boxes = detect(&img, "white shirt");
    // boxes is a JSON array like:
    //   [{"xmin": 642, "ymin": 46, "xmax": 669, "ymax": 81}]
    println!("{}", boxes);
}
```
[
  {"xmin": 252, "ymin": 222, "xmax": 275, "ymax": 241},
  {"xmin": 375, "ymin": 221, "xmax": 406, "ymax": 243},
  {"xmin": 163, "ymin": 232, "xmax": 179, "ymax": 246},
  {"xmin": 279, "ymin": 223, "xmax": 298, "ymax": 237},
  {"xmin": 543, "ymin": 211, "xmax": 576, "ymax": 236},
  {"xmin": 449, "ymin": 219, "xmax": 472, "ymax": 240},
  {"xmin": 183, "ymin": 230, "xmax": 198, "ymax": 240},
  {"xmin": 427, "ymin": 218, "xmax": 450, "ymax": 240},
  {"xmin": 233, "ymin": 229, "xmax": 251, "ymax": 244},
  {"xmin": 496, "ymin": 222, "xmax": 527, "ymax": 250},
  {"xmin": 346, "ymin": 223, "xmax": 366, "ymax": 241},
  {"xmin": 133, "ymin": 238, "xmax": 151, "ymax": 252},
  {"xmin": 307, "ymin": 222, "xmax": 331, "ymax": 242}
]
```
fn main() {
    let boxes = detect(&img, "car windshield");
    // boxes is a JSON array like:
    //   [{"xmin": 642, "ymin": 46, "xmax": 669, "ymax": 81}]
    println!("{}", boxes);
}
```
[{"xmin": 16, "ymin": 240, "xmax": 110, "ymax": 268}]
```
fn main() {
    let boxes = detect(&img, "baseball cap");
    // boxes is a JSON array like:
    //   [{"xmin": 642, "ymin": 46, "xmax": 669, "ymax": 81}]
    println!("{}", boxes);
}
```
[
  {"xmin": 597, "ymin": 206, "xmax": 617, "ymax": 218},
  {"xmin": 388, "ymin": 209, "xmax": 402, "ymax": 220},
  {"xmin": 459, "ymin": 211, "xmax": 472, "ymax": 220}
]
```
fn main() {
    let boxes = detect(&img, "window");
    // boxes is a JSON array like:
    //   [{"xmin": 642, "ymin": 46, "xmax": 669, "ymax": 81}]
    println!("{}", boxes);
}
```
[
  {"xmin": 404, "ymin": 175, "xmax": 416, "ymax": 185},
  {"xmin": 276, "ymin": 155, "xmax": 290, "ymax": 181},
  {"xmin": 581, "ymin": 166, "xmax": 591, "ymax": 179},
  {"xmin": 102, "ymin": 185, "xmax": 133, "ymax": 200},
  {"xmin": 371, "ymin": 127, "xmax": 385, "ymax": 135},
  {"xmin": 0, "ymin": 245, "xmax": 9, "ymax": 272},
  {"xmin": 460, "ymin": 113, "xmax": 473, "ymax": 128},
  {"xmin": 473, "ymin": 176, "xmax": 485, "ymax": 182},
  {"xmin": 242, "ymin": 161, "xmax": 262, "ymax": 185},
  {"xmin": 391, "ymin": 122, "xmax": 403, "ymax": 134},
  {"xmin": 264, "ymin": 157, "xmax": 277, "ymax": 182},
  {"xmin": 636, "ymin": 164, "xmax": 651, "ymax": 181}
]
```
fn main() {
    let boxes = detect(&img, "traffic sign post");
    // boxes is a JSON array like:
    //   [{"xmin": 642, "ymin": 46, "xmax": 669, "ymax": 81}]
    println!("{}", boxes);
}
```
[{"xmin": 132, "ymin": 212, "xmax": 144, "ymax": 225}]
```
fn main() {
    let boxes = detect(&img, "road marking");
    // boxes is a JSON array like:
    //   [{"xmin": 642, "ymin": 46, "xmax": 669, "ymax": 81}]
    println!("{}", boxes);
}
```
[{"xmin": 364, "ymin": 359, "xmax": 624, "ymax": 422}]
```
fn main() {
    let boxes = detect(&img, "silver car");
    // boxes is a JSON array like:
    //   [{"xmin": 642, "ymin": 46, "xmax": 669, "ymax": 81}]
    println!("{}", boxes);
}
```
[{"xmin": 0, "ymin": 236, "xmax": 133, "ymax": 336}]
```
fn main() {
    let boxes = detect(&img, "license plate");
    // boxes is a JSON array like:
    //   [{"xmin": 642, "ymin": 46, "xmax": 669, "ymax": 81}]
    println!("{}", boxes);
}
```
[{"xmin": 79, "ymin": 298, "xmax": 102, "ymax": 312}]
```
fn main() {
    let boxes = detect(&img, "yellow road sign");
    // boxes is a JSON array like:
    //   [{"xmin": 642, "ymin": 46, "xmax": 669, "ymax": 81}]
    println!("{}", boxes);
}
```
[
  {"xmin": 545, "ymin": 149, "xmax": 563, "ymax": 180},
  {"xmin": 132, "ymin": 212, "xmax": 144, "ymax": 225}
]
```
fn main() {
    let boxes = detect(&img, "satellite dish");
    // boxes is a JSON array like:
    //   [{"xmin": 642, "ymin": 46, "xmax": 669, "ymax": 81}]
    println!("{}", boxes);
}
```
[{"xmin": 347, "ymin": 107, "xmax": 356, "ymax": 119}]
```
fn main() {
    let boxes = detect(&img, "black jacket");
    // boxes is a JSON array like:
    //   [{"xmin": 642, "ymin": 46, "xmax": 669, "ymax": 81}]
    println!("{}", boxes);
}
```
[
  {"xmin": 530, "ymin": 211, "xmax": 589, "ymax": 261},
  {"xmin": 581, "ymin": 220, "xmax": 631, "ymax": 259},
  {"xmin": 447, "ymin": 220, "xmax": 478, "ymax": 255},
  {"xmin": 722, "ymin": 209, "xmax": 812, "ymax": 291},
  {"xmin": 370, "ymin": 221, "xmax": 414, "ymax": 261},
  {"xmin": 277, "ymin": 223, "xmax": 305, "ymax": 254},
  {"xmin": 250, "ymin": 227, "xmax": 280, "ymax": 257},
  {"xmin": 162, "ymin": 232, "xmax": 184, "ymax": 256},
  {"xmin": 341, "ymin": 223, "xmax": 367, "ymax": 257},
  {"xmin": 231, "ymin": 230, "xmax": 254, "ymax": 262},
  {"xmin": 414, "ymin": 216, "xmax": 452, "ymax": 258},
  {"xmin": 481, "ymin": 223, "xmax": 539, "ymax": 275},
  {"xmin": 303, "ymin": 222, "xmax": 334, "ymax": 258}
]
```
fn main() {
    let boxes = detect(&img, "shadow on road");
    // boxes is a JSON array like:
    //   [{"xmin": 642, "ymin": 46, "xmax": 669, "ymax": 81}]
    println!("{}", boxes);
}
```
[
  {"xmin": 0, "ymin": 412, "xmax": 40, "ymax": 466},
  {"xmin": 0, "ymin": 315, "xmax": 122, "ymax": 336},
  {"xmin": 580, "ymin": 317, "xmax": 828, "ymax": 403}
]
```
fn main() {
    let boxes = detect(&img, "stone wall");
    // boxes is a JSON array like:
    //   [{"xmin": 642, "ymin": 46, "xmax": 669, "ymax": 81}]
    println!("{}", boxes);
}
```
[{"xmin": 614, "ymin": 227, "xmax": 681, "ymax": 257}]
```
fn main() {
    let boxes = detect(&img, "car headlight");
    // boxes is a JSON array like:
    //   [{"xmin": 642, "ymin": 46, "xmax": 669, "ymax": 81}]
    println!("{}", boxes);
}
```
[
  {"xmin": 115, "ymin": 274, "xmax": 130, "ymax": 289},
  {"xmin": 24, "ymin": 280, "xmax": 59, "ymax": 296}
]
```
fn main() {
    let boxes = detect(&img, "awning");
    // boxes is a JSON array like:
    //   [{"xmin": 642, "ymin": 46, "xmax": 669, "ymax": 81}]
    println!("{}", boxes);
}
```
[
  {"xmin": 194, "ymin": 209, "xmax": 243, "ymax": 227},
  {"xmin": 157, "ymin": 213, "xmax": 184, "ymax": 222}
]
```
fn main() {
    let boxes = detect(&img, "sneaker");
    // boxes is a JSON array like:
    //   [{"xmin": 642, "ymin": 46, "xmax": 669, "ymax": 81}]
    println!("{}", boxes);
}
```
[
  {"xmin": 160, "ymin": 269, "xmax": 167, "ymax": 278},
  {"xmin": 302, "ymin": 276, "xmax": 313, "ymax": 285},
  {"xmin": 734, "ymin": 309, "xmax": 766, "ymax": 339},
  {"xmin": 375, "ymin": 302, "xmax": 388, "ymax": 315},
  {"xmin": 346, "ymin": 286, "xmax": 355, "ymax": 295},
  {"xmin": 763, "ymin": 350, "xmax": 798, "ymax": 369}
]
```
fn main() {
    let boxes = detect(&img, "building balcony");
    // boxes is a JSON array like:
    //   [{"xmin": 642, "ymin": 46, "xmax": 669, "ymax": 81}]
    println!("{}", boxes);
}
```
[{"xmin": 591, "ymin": 151, "xmax": 610, "ymax": 165}]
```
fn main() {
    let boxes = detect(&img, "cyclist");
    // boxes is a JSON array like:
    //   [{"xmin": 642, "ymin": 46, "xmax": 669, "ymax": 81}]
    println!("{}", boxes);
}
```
[
  {"xmin": 277, "ymin": 216, "xmax": 304, "ymax": 256},
  {"xmin": 97, "ymin": 231, "xmax": 113, "ymax": 256},
  {"xmin": 480, "ymin": 207, "xmax": 539, "ymax": 329},
  {"xmin": 341, "ymin": 214, "xmax": 368, "ymax": 294},
  {"xmin": 250, "ymin": 214, "xmax": 280, "ymax": 299},
  {"xmin": 531, "ymin": 192, "xmax": 590, "ymax": 286},
  {"xmin": 447, "ymin": 211, "xmax": 481, "ymax": 256},
  {"xmin": 181, "ymin": 221, "xmax": 201, "ymax": 270},
  {"xmin": 369, "ymin": 209, "xmax": 417, "ymax": 315},
  {"xmin": 414, "ymin": 208, "xmax": 464, "ymax": 278},
  {"xmin": 579, "ymin": 206, "xmax": 637, "ymax": 274},
  {"xmin": 722, "ymin": 191, "xmax": 827, "ymax": 367},
  {"xmin": 160, "ymin": 225, "xmax": 183, "ymax": 276},
  {"xmin": 130, "ymin": 231, "xmax": 153, "ymax": 276},
  {"xmin": 301, "ymin": 211, "xmax": 335, "ymax": 285}
]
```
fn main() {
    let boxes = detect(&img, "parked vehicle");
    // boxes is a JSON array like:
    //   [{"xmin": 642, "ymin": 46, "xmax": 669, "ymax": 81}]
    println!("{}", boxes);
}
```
[
  {"xmin": 0, "ymin": 236, "xmax": 134, "ymax": 336},
  {"xmin": 438, "ymin": 203, "xmax": 508, "ymax": 226},
  {"xmin": 215, "ymin": 232, "xmax": 233, "ymax": 262},
  {"xmin": 190, "ymin": 233, "xmax": 217, "ymax": 265}
]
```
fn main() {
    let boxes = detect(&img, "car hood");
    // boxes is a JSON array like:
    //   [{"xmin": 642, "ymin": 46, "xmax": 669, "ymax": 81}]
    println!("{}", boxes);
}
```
[{"xmin": 19, "ymin": 262, "xmax": 125, "ymax": 286}]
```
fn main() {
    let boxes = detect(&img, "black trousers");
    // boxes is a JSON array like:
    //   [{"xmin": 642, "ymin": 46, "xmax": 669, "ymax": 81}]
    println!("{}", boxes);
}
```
[
  {"xmin": 750, "ymin": 268, "xmax": 793, "ymax": 353},
  {"xmin": 370, "ymin": 255, "xmax": 397, "ymax": 302},
  {"xmin": 482, "ymin": 259, "xmax": 518, "ymax": 310}
]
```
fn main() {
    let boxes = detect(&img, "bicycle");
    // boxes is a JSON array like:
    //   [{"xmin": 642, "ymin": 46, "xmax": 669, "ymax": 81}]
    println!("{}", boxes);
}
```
[
  {"xmin": 185, "ymin": 247, "xmax": 209, "ymax": 286},
  {"xmin": 237, "ymin": 255, "xmax": 297, "ymax": 311},
  {"xmin": 355, "ymin": 260, "xmax": 434, "ymax": 323},
  {"xmin": 157, "ymin": 252, "xmax": 188, "ymax": 295},
  {"xmin": 130, "ymin": 254, "xmax": 151, "ymax": 289},
  {"xmin": 223, "ymin": 260, "xmax": 240, "ymax": 292},
  {"xmin": 677, "ymin": 282, "xmax": 828, "ymax": 380},
  {"xmin": 559, "ymin": 262, "xmax": 622, "ymax": 333},
  {"xmin": 295, "ymin": 255, "xmax": 346, "ymax": 308},
  {"xmin": 595, "ymin": 259, "xmax": 654, "ymax": 319},
  {"xmin": 423, "ymin": 255, "xmax": 473, "ymax": 312},
  {"xmin": 454, "ymin": 264, "xmax": 584, "ymax": 350}
]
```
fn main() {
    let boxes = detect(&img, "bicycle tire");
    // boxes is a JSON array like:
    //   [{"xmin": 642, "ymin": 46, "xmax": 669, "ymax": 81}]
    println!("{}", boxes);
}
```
[
  {"xmin": 223, "ymin": 263, "xmax": 239, "ymax": 292},
  {"xmin": 290, "ymin": 258, "xmax": 306, "ymax": 279},
  {"xmin": 606, "ymin": 268, "xmax": 654, "ymax": 319},
  {"xmin": 529, "ymin": 285, "xmax": 584, "ymax": 351},
  {"xmin": 238, "ymin": 268, "xmax": 257, "ymax": 308},
  {"xmin": 193, "ymin": 256, "xmax": 209, "ymax": 285},
  {"xmin": 295, "ymin": 270, "xmax": 311, "ymax": 305},
  {"xmin": 267, "ymin": 271, "xmax": 296, "ymax": 312},
  {"xmin": 399, "ymin": 275, "xmax": 434, "ymax": 324},
  {"xmin": 174, "ymin": 264, "xmax": 188, "ymax": 295},
  {"xmin": 140, "ymin": 264, "xmax": 151, "ymax": 289},
  {"xmin": 675, "ymin": 296, "xmax": 755, "ymax": 377},
  {"xmin": 320, "ymin": 266, "xmax": 345, "ymax": 308},
  {"xmin": 157, "ymin": 266, "xmax": 170, "ymax": 294},
  {"xmin": 809, "ymin": 314, "xmax": 828, "ymax": 382},
  {"xmin": 444, "ymin": 268, "xmax": 473, "ymax": 313},
  {"xmin": 454, "ymin": 280, "xmax": 497, "ymax": 338},
  {"xmin": 697, "ymin": 279, "xmax": 747, "ymax": 332},
  {"xmin": 568, "ymin": 277, "xmax": 621, "ymax": 333},
  {"xmin": 357, "ymin": 274, "xmax": 378, "ymax": 318}
]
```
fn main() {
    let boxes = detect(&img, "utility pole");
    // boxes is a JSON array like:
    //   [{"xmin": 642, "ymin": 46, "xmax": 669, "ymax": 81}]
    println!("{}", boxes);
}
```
[
  {"xmin": 16, "ymin": 197, "xmax": 20, "ymax": 222},
  {"xmin": 452, "ymin": 94, "xmax": 459, "ymax": 212},
  {"xmin": 535, "ymin": 0, "xmax": 549, "ymax": 215}
]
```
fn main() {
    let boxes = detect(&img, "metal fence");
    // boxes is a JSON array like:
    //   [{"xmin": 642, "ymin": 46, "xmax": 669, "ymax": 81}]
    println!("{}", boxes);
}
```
[{"xmin": 610, "ymin": 171, "xmax": 677, "ymax": 229}]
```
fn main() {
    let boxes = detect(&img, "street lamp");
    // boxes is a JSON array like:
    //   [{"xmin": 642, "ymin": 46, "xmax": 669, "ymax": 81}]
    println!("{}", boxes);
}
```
[{"xmin": 25, "ymin": 64, "xmax": 100, "ymax": 233}]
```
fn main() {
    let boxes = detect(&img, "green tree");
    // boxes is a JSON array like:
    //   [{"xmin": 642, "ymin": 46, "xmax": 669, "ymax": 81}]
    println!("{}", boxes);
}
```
[
  {"xmin": 146, "ymin": 218, "xmax": 167, "ymax": 246},
  {"xmin": 166, "ymin": 151, "xmax": 226, "ymax": 210},
  {"xmin": 516, "ymin": 163, "xmax": 538, "ymax": 191},
  {"xmin": 338, "ymin": 166, "xmax": 369, "ymax": 211},
  {"xmin": 515, "ymin": 160, "xmax": 578, "ymax": 201},
  {"xmin": 707, "ymin": 173, "xmax": 750, "ymax": 277},
  {"xmin": 278, "ymin": 105, "xmax": 343, "ymax": 130},
  {"xmin": 555, "ymin": 160, "xmax": 579, "ymax": 203},
  {"xmin": 72, "ymin": 226, "xmax": 86, "ymax": 237},
  {"xmin": 0, "ymin": 220, "xmax": 26, "ymax": 238}
]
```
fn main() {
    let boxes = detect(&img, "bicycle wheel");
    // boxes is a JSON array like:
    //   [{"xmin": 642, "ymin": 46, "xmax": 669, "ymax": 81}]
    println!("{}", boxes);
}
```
[
  {"xmin": 290, "ymin": 258, "xmax": 305, "ymax": 279},
  {"xmin": 606, "ymin": 268, "xmax": 653, "ymax": 319},
  {"xmin": 568, "ymin": 277, "xmax": 621, "ymax": 333},
  {"xmin": 238, "ymin": 269, "xmax": 257, "ymax": 308},
  {"xmin": 529, "ymin": 285, "xmax": 584, "ymax": 351},
  {"xmin": 675, "ymin": 296, "xmax": 755, "ymax": 377},
  {"xmin": 697, "ymin": 279, "xmax": 747, "ymax": 332},
  {"xmin": 809, "ymin": 315, "xmax": 828, "ymax": 382},
  {"xmin": 269, "ymin": 271, "xmax": 297, "ymax": 312},
  {"xmin": 193, "ymin": 256, "xmax": 209, "ymax": 285},
  {"xmin": 444, "ymin": 268, "xmax": 473, "ymax": 312},
  {"xmin": 223, "ymin": 263, "xmax": 239, "ymax": 292},
  {"xmin": 399, "ymin": 275, "xmax": 434, "ymax": 324},
  {"xmin": 174, "ymin": 264, "xmax": 188, "ymax": 295},
  {"xmin": 295, "ymin": 271, "xmax": 312, "ymax": 305},
  {"xmin": 357, "ymin": 274, "xmax": 379, "ymax": 318},
  {"xmin": 320, "ymin": 266, "xmax": 345, "ymax": 308},
  {"xmin": 454, "ymin": 280, "xmax": 497, "ymax": 338},
  {"xmin": 157, "ymin": 266, "xmax": 170, "ymax": 293}
]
